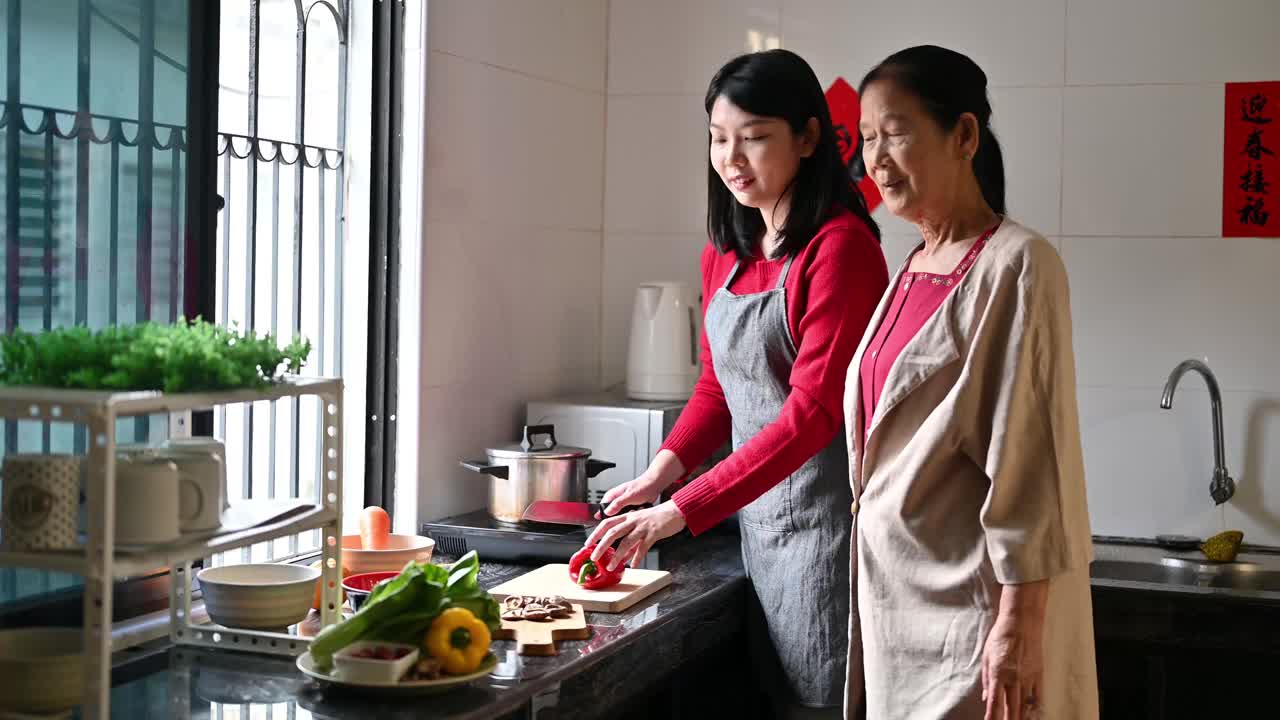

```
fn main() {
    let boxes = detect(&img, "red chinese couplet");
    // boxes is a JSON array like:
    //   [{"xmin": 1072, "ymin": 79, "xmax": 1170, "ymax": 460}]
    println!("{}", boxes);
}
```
[
  {"xmin": 825, "ymin": 77, "xmax": 882, "ymax": 215},
  {"xmin": 1223, "ymin": 81, "xmax": 1279, "ymax": 237}
]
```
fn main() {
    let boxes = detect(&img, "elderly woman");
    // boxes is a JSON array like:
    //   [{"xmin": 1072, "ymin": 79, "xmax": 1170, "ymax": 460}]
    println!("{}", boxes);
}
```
[{"xmin": 844, "ymin": 45, "xmax": 1098, "ymax": 719}]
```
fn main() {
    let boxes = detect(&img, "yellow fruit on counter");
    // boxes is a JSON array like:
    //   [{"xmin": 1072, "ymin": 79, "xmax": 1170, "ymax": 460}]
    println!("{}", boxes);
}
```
[
  {"xmin": 423, "ymin": 607, "xmax": 491, "ymax": 675},
  {"xmin": 311, "ymin": 561, "xmax": 351, "ymax": 610},
  {"xmin": 1200, "ymin": 530, "xmax": 1244, "ymax": 563}
]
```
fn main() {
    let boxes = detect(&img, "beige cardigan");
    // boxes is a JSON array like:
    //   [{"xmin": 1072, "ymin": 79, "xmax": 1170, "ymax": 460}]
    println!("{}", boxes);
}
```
[{"xmin": 842, "ymin": 219, "xmax": 1098, "ymax": 719}]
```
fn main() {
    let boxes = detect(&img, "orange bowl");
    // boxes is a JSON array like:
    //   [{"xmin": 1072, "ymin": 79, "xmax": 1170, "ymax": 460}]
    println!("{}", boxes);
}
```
[{"xmin": 340, "ymin": 533, "xmax": 434, "ymax": 574}]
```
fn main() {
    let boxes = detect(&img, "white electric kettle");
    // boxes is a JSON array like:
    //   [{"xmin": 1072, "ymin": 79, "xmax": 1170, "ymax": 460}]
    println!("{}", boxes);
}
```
[{"xmin": 626, "ymin": 282, "xmax": 700, "ymax": 401}]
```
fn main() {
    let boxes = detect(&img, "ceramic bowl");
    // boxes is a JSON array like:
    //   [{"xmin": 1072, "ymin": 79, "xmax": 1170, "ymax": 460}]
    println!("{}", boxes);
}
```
[
  {"xmin": 0, "ymin": 627, "xmax": 84, "ymax": 713},
  {"xmin": 342, "ymin": 571, "xmax": 400, "ymax": 612},
  {"xmin": 340, "ymin": 534, "xmax": 434, "ymax": 574},
  {"xmin": 197, "ymin": 563, "xmax": 321, "ymax": 630},
  {"xmin": 333, "ymin": 640, "xmax": 419, "ymax": 684}
]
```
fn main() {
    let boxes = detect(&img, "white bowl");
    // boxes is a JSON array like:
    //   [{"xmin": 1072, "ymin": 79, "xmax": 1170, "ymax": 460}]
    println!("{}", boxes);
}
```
[
  {"xmin": 0, "ymin": 627, "xmax": 84, "ymax": 713},
  {"xmin": 197, "ymin": 563, "xmax": 321, "ymax": 630},
  {"xmin": 333, "ymin": 641, "xmax": 420, "ymax": 684},
  {"xmin": 340, "ymin": 534, "xmax": 435, "ymax": 574}
]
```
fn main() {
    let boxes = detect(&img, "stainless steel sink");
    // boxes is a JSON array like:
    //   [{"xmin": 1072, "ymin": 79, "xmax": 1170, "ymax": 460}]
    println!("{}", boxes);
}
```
[{"xmin": 1090, "ymin": 557, "xmax": 1280, "ymax": 593}]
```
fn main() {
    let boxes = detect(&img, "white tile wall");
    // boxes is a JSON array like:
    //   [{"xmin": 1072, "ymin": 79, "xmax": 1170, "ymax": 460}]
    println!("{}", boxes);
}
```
[
  {"xmin": 1079, "ymin": 386, "xmax": 1236, "ymax": 540},
  {"xmin": 1062, "ymin": 235, "xmax": 1280, "ymax": 394},
  {"xmin": 990, "ymin": 87, "xmax": 1064, "ymax": 236},
  {"xmin": 1080, "ymin": 384, "xmax": 1280, "ymax": 544},
  {"xmin": 781, "ymin": 0, "xmax": 1067, "ymax": 90},
  {"xmin": 608, "ymin": 0, "xmax": 781, "ymax": 96},
  {"xmin": 878, "ymin": 233, "xmax": 920, "ymax": 272},
  {"xmin": 424, "ymin": 51, "xmax": 605, "ymax": 230},
  {"xmin": 422, "ymin": 223, "xmax": 602, "ymax": 391},
  {"xmin": 427, "ymin": 0, "xmax": 608, "ymax": 92},
  {"xmin": 601, "ymin": 232, "xmax": 704, "ymax": 387},
  {"xmin": 1062, "ymin": 84, "xmax": 1224, "ymax": 238},
  {"xmin": 413, "ymin": 4, "xmax": 608, "ymax": 524},
  {"xmin": 601, "ymin": 0, "xmax": 1280, "ymax": 546},
  {"xmin": 416, "ymin": 382, "xmax": 522, "ymax": 520},
  {"xmin": 603, "ymin": 94, "xmax": 708, "ymax": 234},
  {"xmin": 1067, "ymin": 0, "xmax": 1280, "ymax": 85},
  {"xmin": 416, "ymin": 0, "xmax": 1280, "ymax": 544}
]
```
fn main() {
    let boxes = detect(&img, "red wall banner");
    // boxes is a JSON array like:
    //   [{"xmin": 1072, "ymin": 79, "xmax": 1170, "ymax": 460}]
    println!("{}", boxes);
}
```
[
  {"xmin": 826, "ymin": 77, "xmax": 882, "ymax": 215},
  {"xmin": 1224, "ymin": 81, "xmax": 1278, "ymax": 237}
]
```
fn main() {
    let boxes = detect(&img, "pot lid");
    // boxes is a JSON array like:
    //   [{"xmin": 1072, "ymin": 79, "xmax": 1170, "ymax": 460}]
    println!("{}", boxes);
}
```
[{"xmin": 485, "ymin": 424, "xmax": 592, "ymax": 460}]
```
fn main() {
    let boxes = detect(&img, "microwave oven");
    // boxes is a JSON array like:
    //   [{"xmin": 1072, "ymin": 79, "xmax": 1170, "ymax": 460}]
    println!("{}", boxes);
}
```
[{"xmin": 525, "ymin": 388, "xmax": 729, "ymax": 502}]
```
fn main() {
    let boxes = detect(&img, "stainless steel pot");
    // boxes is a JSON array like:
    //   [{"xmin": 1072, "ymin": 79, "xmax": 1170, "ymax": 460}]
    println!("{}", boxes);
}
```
[{"xmin": 460, "ymin": 425, "xmax": 616, "ymax": 523}]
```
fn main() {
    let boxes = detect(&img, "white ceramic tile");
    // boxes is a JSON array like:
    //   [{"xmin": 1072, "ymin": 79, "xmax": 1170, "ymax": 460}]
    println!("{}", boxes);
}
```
[
  {"xmin": 1079, "ymin": 386, "xmax": 1280, "ymax": 547},
  {"xmin": 424, "ymin": 52, "xmax": 605, "ymax": 230},
  {"xmin": 1067, "ymin": 0, "xmax": 1280, "ymax": 85},
  {"xmin": 866, "ymin": 195, "xmax": 921, "ymax": 235},
  {"xmin": 428, "ymin": 0, "xmax": 608, "ymax": 92},
  {"xmin": 415, "ymin": 382, "xmax": 521, "ymax": 521},
  {"xmin": 422, "ymin": 222, "xmax": 602, "ymax": 391},
  {"xmin": 1062, "ymin": 235, "xmax": 1280, "ymax": 394},
  {"xmin": 1223, "ymin": 392, "xmax": 1280, "ymax": 548},
  {"xmin": 781, "ymin": 0, "xmax": 1066, "ymax": 89},
  {"xmin": 861, "ymin": 85, "xmax": 1064, "ymax": 235},
  {"xmin": 990, "ymin": 87, "xmax": 1062, "ymax": 236},
  {"xmin": 878, "ymin": 233, "xmax": 919, "ymax": 272},
  {"xmin": 604, "ymin": 94, "xmax": 708, "ymax": 233},
  {"xmin": 1062, "ymin": 85, "xmax": 1223, "ymax": 237},
  {"xmin": 608, "ymin": 0, "xmax": 781, "ymax": 95},
  {"xmin": 601, "ymin": 232, "xmax": 706, "ymax": 387}
]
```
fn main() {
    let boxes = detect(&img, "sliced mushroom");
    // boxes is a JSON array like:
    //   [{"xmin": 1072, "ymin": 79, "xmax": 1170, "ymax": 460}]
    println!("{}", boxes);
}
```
[
  {"xmin": 523, "ymin": 608, "xmax": 552, "ymax": 621},
  {"xmin": 501, "ymin": 609, "xmax": 525, "ymax": 621}
]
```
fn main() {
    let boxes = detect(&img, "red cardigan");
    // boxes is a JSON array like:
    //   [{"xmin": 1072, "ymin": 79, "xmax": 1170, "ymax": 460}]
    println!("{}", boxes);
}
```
[{"xmin": 664, "ymin": 208, "xmax": 889, "ymax": 535}]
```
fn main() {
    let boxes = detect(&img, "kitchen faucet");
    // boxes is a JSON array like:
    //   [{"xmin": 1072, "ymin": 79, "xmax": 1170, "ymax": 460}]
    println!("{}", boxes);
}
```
[{"xmin": 1159, "ymin": 359, "xmax": 1235, "ymax": 505}]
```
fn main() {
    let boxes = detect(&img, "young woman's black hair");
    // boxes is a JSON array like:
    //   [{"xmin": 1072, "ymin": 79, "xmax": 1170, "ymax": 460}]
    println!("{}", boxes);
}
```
[{"xmin": 705, "ymin": 49, "xmax": 881, "ymax": 259}]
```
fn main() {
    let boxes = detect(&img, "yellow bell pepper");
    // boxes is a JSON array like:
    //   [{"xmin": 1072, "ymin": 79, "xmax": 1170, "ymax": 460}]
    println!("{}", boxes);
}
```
[{"xmin": 423, "ymin": 607, "xmax": 491, "ymax": 674}]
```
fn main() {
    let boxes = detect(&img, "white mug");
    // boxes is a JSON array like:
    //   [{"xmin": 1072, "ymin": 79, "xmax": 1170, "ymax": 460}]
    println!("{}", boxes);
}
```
[
  {"xmin": 1, "ymin": 454, "xmax": 82, "ymax": 551},
  {"xmin": 115, "ymin": 455, "xmax": 182, "ymax": 545},
  {"xmin": 161, "ymin": 437, "xmax": 229, "ymax": 514}
]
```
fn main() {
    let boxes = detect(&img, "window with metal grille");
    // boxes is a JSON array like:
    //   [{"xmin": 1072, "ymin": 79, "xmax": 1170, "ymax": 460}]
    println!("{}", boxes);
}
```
[
  {"xmin": 211, "ymin": 0, "xmax": 362, "ymax": 568},
  {"xmin": 0, "ymin": 0, "xmax": 191, "ymax": 612}
]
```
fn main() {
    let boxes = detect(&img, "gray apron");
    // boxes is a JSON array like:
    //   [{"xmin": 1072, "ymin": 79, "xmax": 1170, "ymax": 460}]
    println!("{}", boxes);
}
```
[{"xmin": 705, "ymin": 253, "xmax": 854, "ymax": 709}]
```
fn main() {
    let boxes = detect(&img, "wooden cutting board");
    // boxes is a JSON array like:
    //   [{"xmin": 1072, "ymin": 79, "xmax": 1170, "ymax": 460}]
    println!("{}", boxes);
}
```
[
  {"xmin": 488, "ymin": 564, "xmax": 672, "ymax": 613},
  {"xmin": 493, "ymin": 604, "xmax": 591, "ymax": 656}
]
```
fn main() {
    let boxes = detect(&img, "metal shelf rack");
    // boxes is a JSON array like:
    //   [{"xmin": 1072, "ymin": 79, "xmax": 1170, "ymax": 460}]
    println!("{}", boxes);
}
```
[{"xmin": 0, "ymin": 376, "xmax": 345, "ymax": 719}]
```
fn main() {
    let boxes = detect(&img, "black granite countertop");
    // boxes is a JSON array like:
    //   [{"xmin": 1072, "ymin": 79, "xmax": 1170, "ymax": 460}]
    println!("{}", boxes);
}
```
[{"xmin": 105, "ymin": 528, "xmax": 748, "ymax": 719}]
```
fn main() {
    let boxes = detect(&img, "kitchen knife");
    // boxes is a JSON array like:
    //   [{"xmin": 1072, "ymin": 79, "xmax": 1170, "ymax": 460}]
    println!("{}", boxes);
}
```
[{"xmin": 520, "ymin": 500, "xmax": 650, "ymax": 527}]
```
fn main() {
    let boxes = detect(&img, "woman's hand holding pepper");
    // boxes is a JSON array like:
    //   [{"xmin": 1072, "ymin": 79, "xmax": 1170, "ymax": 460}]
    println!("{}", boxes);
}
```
[{"xmin": 584, "ymin": 500, "xmax": 687, "ymax": 572}]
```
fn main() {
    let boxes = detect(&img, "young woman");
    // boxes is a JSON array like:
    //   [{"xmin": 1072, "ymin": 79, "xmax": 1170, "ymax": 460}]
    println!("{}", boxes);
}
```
[{"xmin": 583, "ymin": 49, "xmax": 888, "ymax": 717}]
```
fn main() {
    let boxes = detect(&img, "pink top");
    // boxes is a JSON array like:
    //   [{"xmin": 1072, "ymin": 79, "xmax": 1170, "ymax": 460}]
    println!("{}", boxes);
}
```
[{"xmin": 859, "ymin": 222, "xmax": 1000, "ymax": 438}]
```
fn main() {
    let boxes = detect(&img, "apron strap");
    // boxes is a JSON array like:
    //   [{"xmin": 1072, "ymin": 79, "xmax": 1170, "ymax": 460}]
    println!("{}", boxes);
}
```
[
  {"xmin": 722, "ymin": 260, "xmax": 743, "ymax": 290},
  {"xmin": 775, "ymin": 254, "xmax": 796, "ymax": 290}
]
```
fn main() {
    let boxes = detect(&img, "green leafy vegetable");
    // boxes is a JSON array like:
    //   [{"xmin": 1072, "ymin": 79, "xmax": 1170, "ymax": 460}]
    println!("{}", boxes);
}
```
[
  {"xmin": 308, "ymin": 551, "xmax": 502, "ymax": 670},
  {"xmin": 0, "ymin": 318, "xmax": 310, "ymax": 392}
]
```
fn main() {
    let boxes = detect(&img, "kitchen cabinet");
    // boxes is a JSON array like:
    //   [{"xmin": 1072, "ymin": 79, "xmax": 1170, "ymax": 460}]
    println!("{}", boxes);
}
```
[{"xmin": 1092, "ymin": 585, "xmax": 1280, "ymax": 718}]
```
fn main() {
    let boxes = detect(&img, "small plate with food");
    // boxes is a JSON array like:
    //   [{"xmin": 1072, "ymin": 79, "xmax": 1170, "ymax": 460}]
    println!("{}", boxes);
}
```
[{"xmin": 296, "ymin": 646, "xmax": 497, "ymax": 696}]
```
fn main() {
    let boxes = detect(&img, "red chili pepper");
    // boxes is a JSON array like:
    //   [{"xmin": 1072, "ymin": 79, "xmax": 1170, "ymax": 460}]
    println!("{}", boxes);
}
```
[{"xmin": 568, "ymin": 545, "xmax": 623, "ymax": 590}]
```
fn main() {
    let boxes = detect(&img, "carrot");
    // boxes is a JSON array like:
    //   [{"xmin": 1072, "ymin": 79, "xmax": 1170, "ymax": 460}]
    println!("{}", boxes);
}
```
[{"xmin": 359, "ymin": 506, "xmax": 391, "ymax": 550}]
